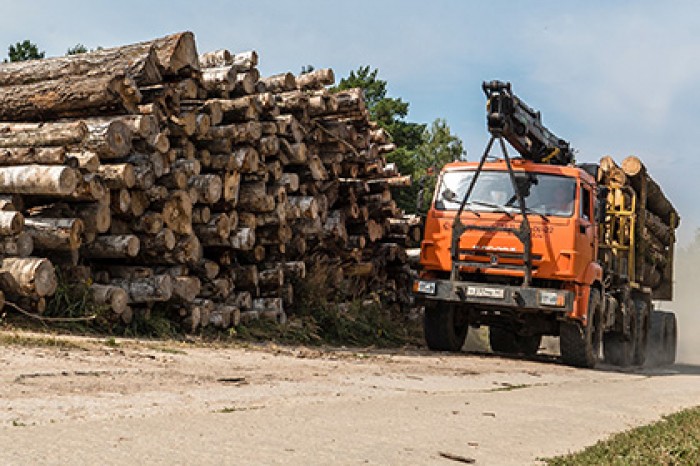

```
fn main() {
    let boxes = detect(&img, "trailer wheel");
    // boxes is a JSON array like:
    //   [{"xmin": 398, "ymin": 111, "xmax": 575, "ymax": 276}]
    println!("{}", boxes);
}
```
[
  {"xmin": 423, "ymin": 301, "xmax": 468, "ymax": 352},
  {"xmin": 489, "ymin": 327, "xmax": 541, "ymax": 356},
  {"xmin": 647, "ymin": 310, "xmax": 666, "ymax": 366},
  {"xmin": 632, "ymin": 297, "xmax": 650, "ymax": 366},
  {"xmin": 663, "ymin": 312, "xmax": 677, "ymax": 365},
  {"xmin": 604, "ymin": 299, "xmax": 637, "ymax": 367},
  {"xmin": 560, "ymin": 288, "xmax": 603, "ymax": 368}
]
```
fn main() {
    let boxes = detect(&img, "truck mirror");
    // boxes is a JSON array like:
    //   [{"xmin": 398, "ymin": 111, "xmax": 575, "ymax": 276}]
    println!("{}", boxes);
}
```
[{"xmin": 442, "ymin": 188, "xmax": 456, "ymax": 202}]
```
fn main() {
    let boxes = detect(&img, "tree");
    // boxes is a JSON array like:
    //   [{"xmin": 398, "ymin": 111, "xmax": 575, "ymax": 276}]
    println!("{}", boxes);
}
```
[
  {"xmin": 300, "ymin": 64, "xmax": 315, "ymax": 74},
  {"xmin": 6, "ymin": 40, "xmax": 44, "ymax": 62},
  {"xmin": 334, "ymin": 66, "xmax": 464, "ymax": 213},
  {"xmin": 66, "ymin": 44, "xmax": 88, "ymax": 55}
]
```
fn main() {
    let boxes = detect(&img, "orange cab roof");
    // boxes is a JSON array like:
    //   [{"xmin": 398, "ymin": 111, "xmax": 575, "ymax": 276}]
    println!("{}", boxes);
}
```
[{"xmin": 442, "ymin": 159, "xmax": 595, "ymax": 184}]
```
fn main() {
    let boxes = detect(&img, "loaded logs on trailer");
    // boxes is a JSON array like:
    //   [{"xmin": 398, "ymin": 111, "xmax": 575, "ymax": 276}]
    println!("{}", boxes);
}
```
[
  {"xmin": 0, "ymin": 31, "xmax": 416, "ymax": 330},
  {"xmin": 598, "ymin": 155, "xmax": 679, "ymax": 299}
]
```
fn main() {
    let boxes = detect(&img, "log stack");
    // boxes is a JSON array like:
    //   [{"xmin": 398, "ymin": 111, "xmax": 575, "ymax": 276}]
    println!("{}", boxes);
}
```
[
  {"xmin": 598, "ymin": 155, "xmax": 678, "ymax": 300},
  {"xmin": 0, "ymin": 31, "xmax": 414, "ymax": 331}
]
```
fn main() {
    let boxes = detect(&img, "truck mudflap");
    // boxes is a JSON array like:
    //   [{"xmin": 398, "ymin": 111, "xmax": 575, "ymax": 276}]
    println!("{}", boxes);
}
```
[{"xmin": 413, "ymin": 278, "xmax": 574, "ymax": 313}]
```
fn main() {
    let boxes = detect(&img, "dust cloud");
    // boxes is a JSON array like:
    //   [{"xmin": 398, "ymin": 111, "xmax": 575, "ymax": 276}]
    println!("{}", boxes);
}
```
[{"xmin": 670, "ymin": 234, "xmax": 700, "ymax": 364}]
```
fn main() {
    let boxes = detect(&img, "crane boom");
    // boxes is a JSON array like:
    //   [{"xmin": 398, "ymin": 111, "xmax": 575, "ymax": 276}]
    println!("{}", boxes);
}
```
[{"xmin": 483, "ymin": 80, "xmax": 574, "ymax": 165}]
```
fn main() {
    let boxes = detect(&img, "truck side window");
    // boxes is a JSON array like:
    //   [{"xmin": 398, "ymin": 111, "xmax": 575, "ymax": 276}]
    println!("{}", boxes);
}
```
[{"xmin": 580, "ymin": 186, "xmax": 591, "ymax": 220}]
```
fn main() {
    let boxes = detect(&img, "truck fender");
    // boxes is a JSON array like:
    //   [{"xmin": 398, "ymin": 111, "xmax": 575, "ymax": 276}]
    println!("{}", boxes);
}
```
[{"xmin": 581, "ymin": 262, "xmax": 603, "ymax": 286}]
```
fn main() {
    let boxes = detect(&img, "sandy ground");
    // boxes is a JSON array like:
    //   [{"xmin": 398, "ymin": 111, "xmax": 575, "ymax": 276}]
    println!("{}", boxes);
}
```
[{"xmin": 0, "ymin": 332, "xmax": 699, "ymax": 466}]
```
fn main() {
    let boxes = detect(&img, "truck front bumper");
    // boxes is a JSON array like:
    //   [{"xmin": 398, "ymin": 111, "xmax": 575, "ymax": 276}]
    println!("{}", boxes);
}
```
[{"xmin": 413, "ymin": 278, "xmax": 574, "ymax": 313}]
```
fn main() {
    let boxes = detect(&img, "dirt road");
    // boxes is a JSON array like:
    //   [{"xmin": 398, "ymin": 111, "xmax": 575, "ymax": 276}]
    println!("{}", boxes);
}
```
[{"xmin": 0, "ymin": 333, "xmax": 698, "ymax": 465}]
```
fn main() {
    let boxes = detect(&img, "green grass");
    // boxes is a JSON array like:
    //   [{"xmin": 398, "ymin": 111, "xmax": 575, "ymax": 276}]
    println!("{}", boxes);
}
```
[
  {"xmin": 545, "ymin": 406, "xmax": 700, "ymax": 465},
  {"xmin": 0, "ymin": 332, "xmax": 86, "ymax": 350}
]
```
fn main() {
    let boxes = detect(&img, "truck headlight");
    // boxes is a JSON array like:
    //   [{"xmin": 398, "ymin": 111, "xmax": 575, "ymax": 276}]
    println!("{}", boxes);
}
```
[
  {"xmin": 539, "ymin": 290, "xmax": 566, "ymax": 307},
  {"xmin": 413, "ymin": 280, "xmax": 437, "ymax": 295}
]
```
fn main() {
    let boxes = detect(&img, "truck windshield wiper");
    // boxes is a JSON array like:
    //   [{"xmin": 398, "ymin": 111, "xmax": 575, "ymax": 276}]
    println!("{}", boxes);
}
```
[
  {"xmin": 469, "ymin": 201, "xmax": 514, "ymax": 218},
  {"xmin": 504, "ymin": 204, "xmax": 550, "ymax": 222}
]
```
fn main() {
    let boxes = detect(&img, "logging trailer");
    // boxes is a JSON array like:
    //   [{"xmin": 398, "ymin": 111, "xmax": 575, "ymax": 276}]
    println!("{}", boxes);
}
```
[{"xmin": 413, "ymin": 81, "xmax": 678, "ymax": 368}]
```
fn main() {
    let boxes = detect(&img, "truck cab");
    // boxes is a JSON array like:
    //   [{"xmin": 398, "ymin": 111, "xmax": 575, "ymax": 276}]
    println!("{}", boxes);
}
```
[{"xmin": 415, "ymin": 159, "xmax": 604, "ymax": 364}]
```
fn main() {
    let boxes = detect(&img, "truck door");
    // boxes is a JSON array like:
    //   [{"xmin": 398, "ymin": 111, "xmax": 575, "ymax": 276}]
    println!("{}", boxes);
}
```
[{"xmin": 574, "ymin": 182, "xmax": 596, "ymax": 274}]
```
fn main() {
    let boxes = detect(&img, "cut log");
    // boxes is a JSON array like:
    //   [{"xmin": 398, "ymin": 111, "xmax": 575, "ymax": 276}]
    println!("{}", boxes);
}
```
[
  {"xmin": 199, "ymin": 49, "xmax": 232, "ymax": 68},
  {"xmin": 111, "ymin": 274, "xmax": 173, "ymax": 303},
  {"xmin": 90, "ymin": 284, "xmax": 129, "ymax": 315},
  {"xmin": 0, "ymin": 211, "xmax": 24, "ymax": 235},
  {"xmin": 97, "ymin": 163, "xmax": 136, "ymax": 189},
  {"xmin": 0, "ymin": 232, "xmax": 34, "ymax": 257},
  {"xmin": 0, "ymin": 74, "xmax": 140, "ymax": 121},
  {"xmin": 621, "ymin": 156, "xmax": 680, "ymax": 227},
  {"xmin": 0, "ymin": 41, "xmax": 162, "ymax": 87},
  {"xmin": 189, "ymin": 174, "xmax": 222, "ymax": 204},
  {"xmin": 24, "ymin": 217, "xmax": 83, "ymax": 251},
  {"xmin": 171, "ymin": 276, "xmax": 201, "ymax": 303},
  {"xmin": 296, "ymin": 68, "xmax": 335, "ymax": 90},
  {"xmin": 0, "ymin": 257, "xmax": 57, "ymax": 297},
  {"xmin": 83, "ymin": 234, "xmax": 140, "ymax": 259},
  {"xmin": 0, "ymin": 165, "xmax": 77, "ymax": 195}
]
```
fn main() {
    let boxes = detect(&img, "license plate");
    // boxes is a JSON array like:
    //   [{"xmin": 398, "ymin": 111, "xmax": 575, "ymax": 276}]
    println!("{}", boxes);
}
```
[{"xmin": 466, "ymin": 286, "xmax": 505, "ymax": 299}]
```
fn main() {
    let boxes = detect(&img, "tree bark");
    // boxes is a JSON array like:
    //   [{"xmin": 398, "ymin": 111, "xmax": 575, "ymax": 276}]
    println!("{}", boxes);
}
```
[
  {"xmin": 83, "ymin": 234, "xmax": 140, "ymax": 259},
  {"xmin": 24, "ymin": 217, "xmax": 83, "ymax": 251},
  {"xmin": 0, "ymin": 74, "xmax": 140, "ymax": 121},
  {"xmin": 0, "ymin": 165, "xmax": 78, "ymax": 195},
  {"xmin": 90, "ymin": 284, "xmax": 129, "ymax": 315},
  {"xmin": 0, "ymin": 257, "xmax": 56, "ymax": 297},
  {"xmin": 111, "ymin": 274, "xmax": 173, "ymax": 303}
]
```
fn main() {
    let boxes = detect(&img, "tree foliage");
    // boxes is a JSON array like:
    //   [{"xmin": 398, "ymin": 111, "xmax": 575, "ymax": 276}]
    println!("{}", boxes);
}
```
[
  {"xmin": 6, "ymin": 40, "xmax": 44, "ymax": 62},
  {"xmin": 66, "ymin": 43, "xmax": 88, "ymax": 55},
  {"xmin": 334, "ymin": 66, "xmax": 464, "ymax": 213}
]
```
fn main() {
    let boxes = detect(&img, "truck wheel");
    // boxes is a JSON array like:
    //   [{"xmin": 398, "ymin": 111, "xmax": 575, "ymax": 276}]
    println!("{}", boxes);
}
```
[
  {"xmin": 663, "ymin": 312, "xmax": 678, "ymax": 365},
  {"xmin": 489, "ymin": 327, "xmax": 541, "ymax": 356},
  {"xmin": 604, "ymin": 300, "xmax": 637, "ymax": 367},
  {"xmin": 647, "ymin": 310, "xmax": 667, "ymax": 366},
  {"xmin": 632, "ymin": 298, "xmax": 650, "ymax": 366},
  {"xmin": 560, "ymin": 288, "xmax": 603, "ymax": 368},
  {"xmin": 423, "ymin": 301, "xmax": 468, "ymax": 352}
]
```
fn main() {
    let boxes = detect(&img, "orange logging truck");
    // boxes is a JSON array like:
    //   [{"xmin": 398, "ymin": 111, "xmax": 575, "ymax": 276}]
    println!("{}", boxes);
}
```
[{"xmin": 413, "ymin": 81, "xmax": 678, "ymax": 368}]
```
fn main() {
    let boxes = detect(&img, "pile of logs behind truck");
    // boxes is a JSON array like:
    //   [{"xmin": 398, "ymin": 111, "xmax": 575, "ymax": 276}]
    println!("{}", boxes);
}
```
[{"xmin": 413, "ymin": 81, "xmax": 678, "ymax": 368}]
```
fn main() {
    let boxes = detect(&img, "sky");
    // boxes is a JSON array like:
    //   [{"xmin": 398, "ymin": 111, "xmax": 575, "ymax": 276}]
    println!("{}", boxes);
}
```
[{"xmin": 1, "ymin": 0, "xmax": 699, "ymax": 243}]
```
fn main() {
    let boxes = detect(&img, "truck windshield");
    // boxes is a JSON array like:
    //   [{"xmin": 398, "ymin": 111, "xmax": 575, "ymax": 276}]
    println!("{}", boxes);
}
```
[{"xmin": 434, "ymin": 170, "xmax": 576, "ymax": 217}]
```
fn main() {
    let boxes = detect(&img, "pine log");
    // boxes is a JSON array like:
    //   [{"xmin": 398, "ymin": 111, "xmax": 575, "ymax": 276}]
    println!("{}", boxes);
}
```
[
  {"xmin": 231, "ymin": 51, "xmax": 258, "ymax": 72},
  {"xmin": 170, "ymin": 276, "xmax": 201, "ymax": 303},
  {"xmin": 192, "ymin": 206, "xmax": 211, "ymax": 224},
  {"xmin": 296, "ymin": 68, "xmax": 335, "ymax": 90},
  {"xmin": 194, "ymin": 213, "xmax": 231, "ymax": 243},
  {"xmin": 90, "ymin": 284, "xmax": 129, "ymax": 315},
  {"xmin": 199, "ymin": 49, "xmax": 232, "ymax": 68},
  {"xmin": 0, "ymin": 74, "xmax": 140, "ymax": 121},
  {"xmin": 97, "ymin": 163, "xmax": 136, "ymax": 189},
  {"xmin": 191, "ymin": 259, "xmax": 220, "ymax": 281},
  {"xmin": 189, "ymin": 174, "xmax": 222, "ymax": 204},
  {"xmin": 238, "ymin": 181, "xmax": 275, "ymax": 212},
  {"xmin": 24, "ymin": 217, "xmax": 83, "ymax": 251},
  {"xmin": 0, "ymin": 165, "xmax": 77, "ymax": 195},
  {"xmin": 0, "ymin": 147, "xmax": 69, "ymax": 166},
  {"xmin": 111, "ymin": 274, "xmax": 173, "ymax": 303},
  {"xmin": 159, "ymin": 191, "xmax": 193, "ymax": 235},
  {"xmin": 621, "ymin": 156, "xmax": 680, "ymax": 227},
  {"xmin": 144, "ymin": 31, "xmax": 200, "ymax": 77},
  {"xmin": 230, "ymin": 227, "xmax": 256, "ymax": 250},
  {"xmin": 83, "ymin": 234, "xmax": 140, "ymax": 259},
  {"xmin": 0, "ymin": 232, "xmax": 33, "ymax": 257},
  {"xmin": 0, "ymin": 257, "xmax": 57, "ymax": 297},
  {"xmin": 0, "ymin": 210, "xmax": 23, "ymax": 235},
  {"xmin": 0, "ymin": 42, "xmax": 162, "ymax": 87},
  {"xmin": 260, "ymin": 72, "xmax": 296, "ymax": 93},
  {"xmin": 139, "ymin": 229, "xmax": 177, "ymax": 252}
]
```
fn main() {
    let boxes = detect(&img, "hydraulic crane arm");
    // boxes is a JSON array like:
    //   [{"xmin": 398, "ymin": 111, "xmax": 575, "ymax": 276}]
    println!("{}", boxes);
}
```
[{"xmin": 483, "ymin": 80, "xmax": 574, "ymax": 165}]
